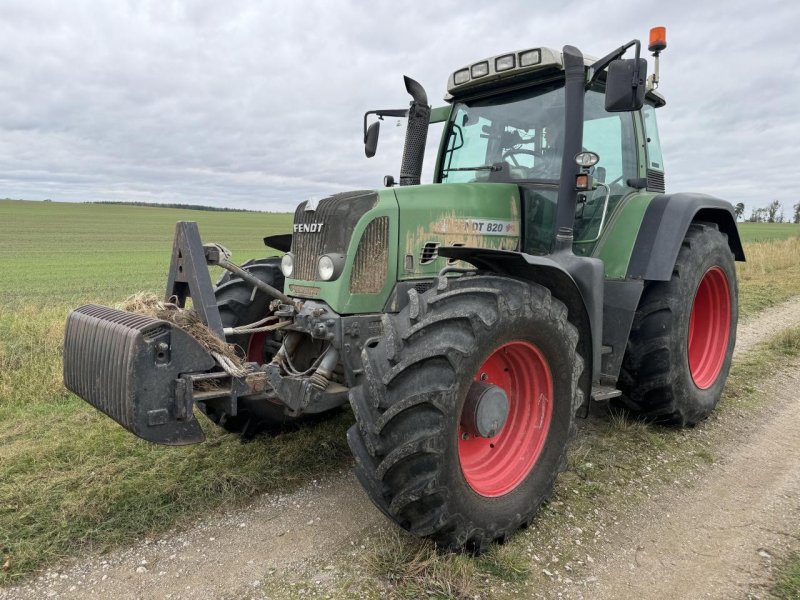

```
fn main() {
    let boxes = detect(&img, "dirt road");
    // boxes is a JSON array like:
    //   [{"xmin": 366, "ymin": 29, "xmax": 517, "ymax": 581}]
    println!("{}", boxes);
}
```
[
  {"xmin": 556, "ymin": 366, "xmax": 800, "ymax": 599},
  {"xmin": 4, "ymin": 297, "xmax": 800, "ymax": 600}
]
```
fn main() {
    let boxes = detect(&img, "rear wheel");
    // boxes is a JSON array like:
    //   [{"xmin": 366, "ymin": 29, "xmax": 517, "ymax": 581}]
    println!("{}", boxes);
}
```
[
  {"xmin": 347, "ymin": 275, "xmax": 584, "ymax": 551},
  {"xmin": 202, "ymin": 258, "xmax": 295, "ymax": 438},
  {"xmin": 617, "ymin": 223, "xmax": 737, "ymax": 425}
]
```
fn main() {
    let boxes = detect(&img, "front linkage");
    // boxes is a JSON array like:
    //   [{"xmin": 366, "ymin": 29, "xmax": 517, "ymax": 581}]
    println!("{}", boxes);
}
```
[{"xmin": 63, "ymin": 221, "xmax": 371, "ymax": 444}]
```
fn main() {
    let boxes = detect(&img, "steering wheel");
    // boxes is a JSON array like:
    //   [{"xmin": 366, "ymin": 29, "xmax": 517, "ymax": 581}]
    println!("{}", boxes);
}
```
[{"xmin": 501, "ymin": 147, "xmax": 541, "ymax": 167}]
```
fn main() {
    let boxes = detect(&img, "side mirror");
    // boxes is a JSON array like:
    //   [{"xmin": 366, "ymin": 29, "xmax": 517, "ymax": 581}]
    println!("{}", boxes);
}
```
[
  {"xmin": 364, "ymin": 121, "xmax": 380, "ymax": 158},
  {"xmin": 605, "ymin": 58, "xmax": 647, "ymax": 112}
]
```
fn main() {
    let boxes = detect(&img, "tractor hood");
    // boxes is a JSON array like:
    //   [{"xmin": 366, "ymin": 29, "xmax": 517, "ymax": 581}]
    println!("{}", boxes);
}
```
[
  {"xmin": 282, "ymin": 183, "xmax": 523, "ymax": 315},
  {"xmin": 394, "ymin": 182, "xmax": 521, "ymax": 279}
]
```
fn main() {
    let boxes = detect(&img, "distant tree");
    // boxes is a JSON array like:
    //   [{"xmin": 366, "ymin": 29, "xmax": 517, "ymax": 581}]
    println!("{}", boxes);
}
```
[
  {"xmin": 794, "ymin": 202, "xmax": 800, "ymax": 224},
  {"xmin": 777, "ymin": 210, "xmax": 785, "ymax": 224},
  {"xmin": 749, "ymin": 207, "xmax": 765, "ymax": 223},
  {"xmin": 734, "ymin": 202, "xmax": 745, "ymax": 220},
  {"xmin": 765, "ymin": 200, "xmax": 781, "ymax": 223},
  {"xmin": 85, "ymin": 201, "xmax": 263, "ymax": 213}
]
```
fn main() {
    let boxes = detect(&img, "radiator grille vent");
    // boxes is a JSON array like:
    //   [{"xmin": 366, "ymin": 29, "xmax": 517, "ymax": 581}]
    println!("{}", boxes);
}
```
[
  {"xmin": 646, "ymin": 169, "xmax": 666, "ymax": 193},
  {"xmin": 349, "ymin": 217, "xmax": 390, "ymax": 294},
  {"xmin": 419, "ymin": 242, "xmax": 440, "ymax": 265}
]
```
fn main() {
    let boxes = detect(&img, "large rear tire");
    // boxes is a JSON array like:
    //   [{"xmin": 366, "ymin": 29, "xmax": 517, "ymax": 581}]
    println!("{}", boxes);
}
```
[
  {"xmin": 202, "ymin": 258, "xmax": 295, "ymax": 438},
  {"xmin": 347, "ymin": 275, "xmax": 584, "ymax": 551},
  {"xmin": 617, "ymin": 223, "xmax": 738, "ymax": 426}
]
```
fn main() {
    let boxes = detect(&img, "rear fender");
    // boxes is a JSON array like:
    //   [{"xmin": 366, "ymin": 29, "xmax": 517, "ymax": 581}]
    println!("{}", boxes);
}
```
[{"xmin": 626, "ymin": 193, "xmax": 745, "ymax": 281}]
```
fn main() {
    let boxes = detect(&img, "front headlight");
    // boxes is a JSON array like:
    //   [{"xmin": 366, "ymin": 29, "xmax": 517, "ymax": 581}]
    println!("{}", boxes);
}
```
[
  {"xmin": 318, "ymin": 255, "xmax": 335, "ymax": 281},
  {"xmin": 280, "ymin": 253, "xmax": 294, "ymax": 277}
]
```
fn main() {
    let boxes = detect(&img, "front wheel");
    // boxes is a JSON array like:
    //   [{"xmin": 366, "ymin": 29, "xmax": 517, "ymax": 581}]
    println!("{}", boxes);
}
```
[
  {"xmin": 347, "ymin": 275, "xmax": 584, "ymax": 551},
  {"xmin": 202, "ymin": 258, "xmax": 294, "ymax": 438},
  {"xmin": 617, "ymin": 223, "xmax": 738, "ymax": 425}
]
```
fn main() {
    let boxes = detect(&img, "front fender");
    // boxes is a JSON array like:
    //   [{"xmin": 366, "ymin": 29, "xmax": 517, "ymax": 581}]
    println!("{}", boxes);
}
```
[{"xmin": 437, "ymin": 247, "xmax": 600, "ymax": 384}]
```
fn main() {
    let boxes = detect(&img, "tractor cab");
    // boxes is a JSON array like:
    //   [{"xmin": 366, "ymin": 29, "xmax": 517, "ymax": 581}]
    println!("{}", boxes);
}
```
[
  {"xmin": 366, "ymin": 39, "xmax": 668, "ymax": 256},
  {"xmin": 447, "ymin": 49, "xmax": 668, "ymax": 251}
]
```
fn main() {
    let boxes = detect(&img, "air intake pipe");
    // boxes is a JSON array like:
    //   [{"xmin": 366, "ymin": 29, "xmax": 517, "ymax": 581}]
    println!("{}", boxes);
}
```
[
  {"xmin": 399, "ymin": 76, "xmax": 430, "ymax": 186},
  {"xmin": 553, "ymin": 45, "xmax": 585, "ymax": 250}
]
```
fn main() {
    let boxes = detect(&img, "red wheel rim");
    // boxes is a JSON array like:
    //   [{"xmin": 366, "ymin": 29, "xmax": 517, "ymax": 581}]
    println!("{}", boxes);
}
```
[
  {"xmin": 458, "ymin": 341, "xmax": 553, "ymax": 497},
  {"xmin": 688, "ymin": 266, "xmax": 731, "ymax": 389},
  {"xmin": 247, "ymin": 331, "xmax": 269, "ymax": 363}
]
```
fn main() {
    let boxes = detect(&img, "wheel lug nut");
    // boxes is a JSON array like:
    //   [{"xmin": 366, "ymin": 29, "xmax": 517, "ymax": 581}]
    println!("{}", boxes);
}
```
[{"xmin": 461, "ymin": 432, "xmax": 470, "ymax": 441}]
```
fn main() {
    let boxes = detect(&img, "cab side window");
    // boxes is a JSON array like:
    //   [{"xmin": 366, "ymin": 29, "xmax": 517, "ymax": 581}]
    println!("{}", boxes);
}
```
[
  {"xmin": 574, "ymin": 90, "xmax": 638, "ymax": 243},
  {"xmin": 582, "ymin": 90, "xmax": 637, "ymax": 189},
  {"xmin": 642, "ymin": 104, "xmax": 664, "ymax": 171}
]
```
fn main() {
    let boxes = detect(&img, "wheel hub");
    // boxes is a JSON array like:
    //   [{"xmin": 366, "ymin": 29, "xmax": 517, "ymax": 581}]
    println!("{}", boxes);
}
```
[{"xmin": 461, "ymin": 382, "xmax": 509, "ymax": 438}]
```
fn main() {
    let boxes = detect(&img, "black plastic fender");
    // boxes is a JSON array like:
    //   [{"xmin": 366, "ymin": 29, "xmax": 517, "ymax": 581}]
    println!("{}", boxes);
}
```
[
  {"xmin": 626, "ymin": 193, "xmax": 745, "ymax": 281},
  {"xmin": 263, "ymin": 233, "xmax": 292, "ymax": 252},
  {"xmin": 437, "ymin": 246, "xmax": 601, "ymax": 384}
]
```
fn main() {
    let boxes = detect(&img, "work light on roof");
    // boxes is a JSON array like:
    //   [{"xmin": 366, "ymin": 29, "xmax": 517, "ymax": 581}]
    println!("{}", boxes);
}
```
[
  {"xmin": 495, "ymin": 54, "xmax": 515, "ymax": 72},
  {"xmin": 453, "ymin": 69, "xmax": 470, "ymax": 85},
  {"xmin": 519, "ymin": 49, "xmax": 541, "ymax": 67},
  {"xmin": 471, "ymin": 61, "xmax": 489, "ymax": 78}
]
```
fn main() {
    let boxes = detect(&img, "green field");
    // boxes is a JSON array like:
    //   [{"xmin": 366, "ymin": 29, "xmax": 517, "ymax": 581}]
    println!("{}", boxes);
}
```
[
  {"xmin": 737, "ymin": 222, "xmax": 800, "ymax": 242},
  {"xmin": 1, "ymin": 199, "xmax": 800, "ymax": 585},
  {"xmin": 0, "ymin": 200, "xmax": 292, "ymax": 308}
]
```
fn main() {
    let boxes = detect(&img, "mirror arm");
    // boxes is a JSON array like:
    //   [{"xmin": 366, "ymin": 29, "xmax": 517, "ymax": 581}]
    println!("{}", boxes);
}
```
[
  {"xmin": 363, "ymin": 109, "xmax": 410, "ymax": 141},
  {"xmin": 586, "ymin": 39, "xmax": 641, "ymax": 88}
]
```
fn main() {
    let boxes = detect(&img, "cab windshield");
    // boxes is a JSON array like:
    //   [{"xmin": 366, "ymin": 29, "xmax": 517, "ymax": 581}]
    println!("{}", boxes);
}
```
[
  {"xmin": 438, "ymin": 81, "xmax": 640, "ymax": 255},
  {"xmin": 439, "ymin": 81, "xmax": 566, "ymax": 183}
]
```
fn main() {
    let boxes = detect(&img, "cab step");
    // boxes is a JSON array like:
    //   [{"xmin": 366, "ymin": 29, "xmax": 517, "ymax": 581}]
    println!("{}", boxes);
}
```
[{"xmin": 591, "ymin": 384, "xmax": 622, "ymax": 402}]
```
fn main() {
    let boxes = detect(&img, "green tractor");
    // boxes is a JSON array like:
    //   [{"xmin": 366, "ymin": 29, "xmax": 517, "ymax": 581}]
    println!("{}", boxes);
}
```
[{"xmin": 64, "ymin": 28, "xmax": 743, "ymax": 551}]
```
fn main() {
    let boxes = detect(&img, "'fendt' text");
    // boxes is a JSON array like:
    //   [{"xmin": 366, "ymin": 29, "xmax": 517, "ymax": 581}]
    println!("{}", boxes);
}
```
[{"xmin": 293, "ymin": 223, "xmax": 324, "ymax": 233}]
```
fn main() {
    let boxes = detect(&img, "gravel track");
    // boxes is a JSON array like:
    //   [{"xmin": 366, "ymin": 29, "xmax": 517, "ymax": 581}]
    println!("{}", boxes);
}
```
[
  {"xmin": 4, "ymin": 296, "xmax": 800, "ymax": 600},
  {"xmin": 556, "ymin": 364, "xmax": 800, "ymax": 599}
]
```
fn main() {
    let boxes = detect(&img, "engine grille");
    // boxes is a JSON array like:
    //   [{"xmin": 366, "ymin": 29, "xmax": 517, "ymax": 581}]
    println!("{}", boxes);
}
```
[
  {"xmin": 291, "ymin": 190, "xmax": 377, "ymax": 281},
  {"xmin": 350, "ymin": 217, "xmax": 390, "ymax": 294}
]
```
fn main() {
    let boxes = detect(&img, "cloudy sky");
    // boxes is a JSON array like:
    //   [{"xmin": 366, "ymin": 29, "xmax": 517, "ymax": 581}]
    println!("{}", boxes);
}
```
[{"xmin": 1, "ymin": 0, "xmax": 798, "ymax": 215}]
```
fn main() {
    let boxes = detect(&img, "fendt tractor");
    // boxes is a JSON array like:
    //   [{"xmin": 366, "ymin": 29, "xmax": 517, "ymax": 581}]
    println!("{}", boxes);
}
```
[{"xmin": 64, "ymin": 28, "xmax": 743, "ymax": 551}]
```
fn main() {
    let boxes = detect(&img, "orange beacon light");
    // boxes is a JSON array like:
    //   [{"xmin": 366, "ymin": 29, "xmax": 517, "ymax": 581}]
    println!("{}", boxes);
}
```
[{"xmin": 649, "ymin": 26, "xmax": 667, "ymax": 53}]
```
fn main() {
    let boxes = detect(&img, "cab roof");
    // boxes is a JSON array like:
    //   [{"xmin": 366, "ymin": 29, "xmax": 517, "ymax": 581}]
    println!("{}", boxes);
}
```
[{"xmin": 445, "ymin": 46, "xmax": 665, "ymax": 107}]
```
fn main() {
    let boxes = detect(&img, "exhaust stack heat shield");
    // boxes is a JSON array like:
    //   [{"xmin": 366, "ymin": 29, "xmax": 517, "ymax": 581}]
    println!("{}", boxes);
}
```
[{"xmin": 63, "ymin": 304, "xmax": 216, "ymax": 445}]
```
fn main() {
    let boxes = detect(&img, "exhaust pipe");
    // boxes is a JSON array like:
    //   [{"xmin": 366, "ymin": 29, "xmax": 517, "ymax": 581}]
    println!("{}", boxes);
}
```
[{"xmin": 399, "ymin": 76, "xmax": 430, "ymax": 186}]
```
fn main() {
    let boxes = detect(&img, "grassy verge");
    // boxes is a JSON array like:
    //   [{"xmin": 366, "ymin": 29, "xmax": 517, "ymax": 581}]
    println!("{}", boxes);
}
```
[
  {"xmin": 0, "ymin": 307, "xmax": 353, "ymax": 583},
  {"xmin": 258, "ymin": 327, "xmax": 800, "ymax": 599},
  {"xmin": 773, "ymin": 551, "xmax": 800, "ymax": 600},
  {"xmin": 737, "ymin": 237, "xmax": 800, "ymax": 318}
]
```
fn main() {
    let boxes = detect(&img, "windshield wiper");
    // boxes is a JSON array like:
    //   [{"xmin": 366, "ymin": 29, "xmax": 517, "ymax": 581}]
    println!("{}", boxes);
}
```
[{"xmin": 442, "ymin": 164, "xmax": 502, "ymax": 172}]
